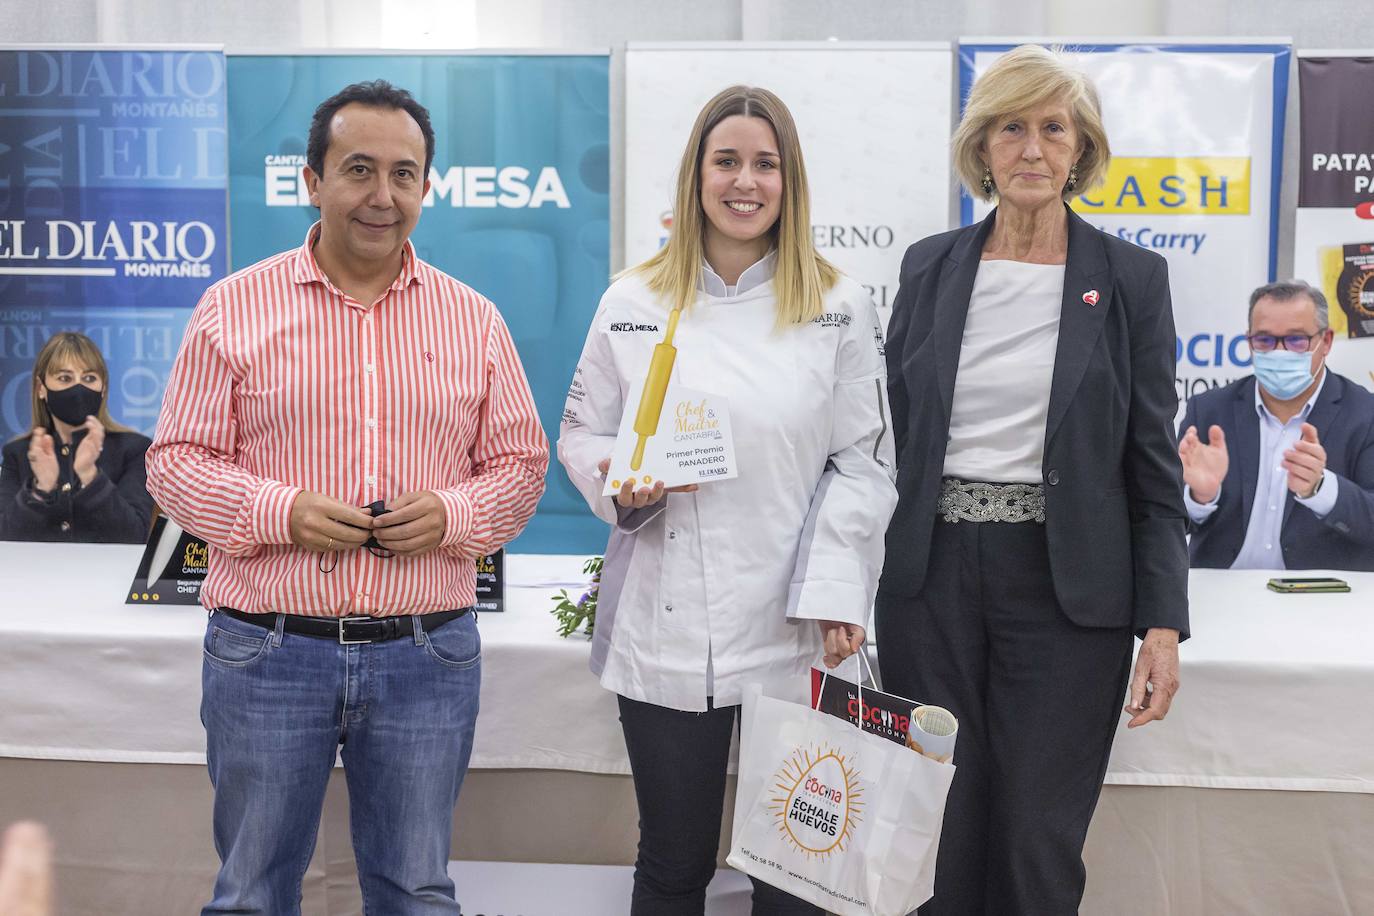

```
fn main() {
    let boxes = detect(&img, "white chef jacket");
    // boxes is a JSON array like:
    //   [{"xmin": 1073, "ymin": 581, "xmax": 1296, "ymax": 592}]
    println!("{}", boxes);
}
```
[{"xmin": 557, "ymin": 261, "xmax": 897, "ymax": 711}]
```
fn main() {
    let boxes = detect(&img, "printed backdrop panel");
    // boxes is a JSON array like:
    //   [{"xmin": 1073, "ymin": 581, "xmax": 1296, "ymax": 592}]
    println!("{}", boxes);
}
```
[
  {"xmin": 0, "ymin": 47, "xmax": 229, "ymax": 440},
  {"xmin": 228, "ymin": 52, "xmax": 610, "ymax": 553}
]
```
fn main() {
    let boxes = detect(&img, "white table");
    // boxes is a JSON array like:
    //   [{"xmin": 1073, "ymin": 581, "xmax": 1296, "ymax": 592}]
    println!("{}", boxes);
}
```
[{"xmin": 2, "ymin": 543, "xmax": 1372, "ymax": 914}]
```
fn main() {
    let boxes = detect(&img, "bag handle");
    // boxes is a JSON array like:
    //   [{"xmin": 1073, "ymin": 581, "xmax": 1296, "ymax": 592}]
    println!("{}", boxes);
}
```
[{"xmin": 814, "ymin": 648, "xmax": 878, "ymax": 730}]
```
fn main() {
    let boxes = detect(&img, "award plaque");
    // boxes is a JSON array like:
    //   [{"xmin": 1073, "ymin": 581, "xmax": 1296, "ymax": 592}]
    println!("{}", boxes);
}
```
[
  {"xmin": 602, "ymin": 307, "xmax": 738, "ymax": 495},
  {"xmin": 475, "ymin": 550, "xmax": 504, "ymax": 612},
  {"xmin": 126, "ymin": 515, "xmax": 209, "ymax": 605}
]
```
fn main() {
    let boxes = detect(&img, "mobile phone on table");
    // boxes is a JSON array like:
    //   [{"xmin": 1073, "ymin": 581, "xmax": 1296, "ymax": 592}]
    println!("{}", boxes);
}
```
[{"xmin": 1266, "ymin": 577, "xmax": 1351, "ymax": 594}]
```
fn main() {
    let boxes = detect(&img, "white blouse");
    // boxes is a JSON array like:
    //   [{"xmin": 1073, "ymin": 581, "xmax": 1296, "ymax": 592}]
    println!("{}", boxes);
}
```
[{"xmin": 942, "ymin": 259, "xmax": 1065, "ymax": 484}]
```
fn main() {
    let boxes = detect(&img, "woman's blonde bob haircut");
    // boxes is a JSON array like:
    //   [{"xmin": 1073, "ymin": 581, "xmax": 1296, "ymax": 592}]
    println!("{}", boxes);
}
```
[
  {"xmin": 953, "ymin": 44, "xmax": 1111, "ymax": 203},
  {"xmin": 626, "ymin": 85, "xmax": 838, "ymax": 324},
  {"xmin": 28, "ymin": 331, "xmax": 131, "ymax": 434}
]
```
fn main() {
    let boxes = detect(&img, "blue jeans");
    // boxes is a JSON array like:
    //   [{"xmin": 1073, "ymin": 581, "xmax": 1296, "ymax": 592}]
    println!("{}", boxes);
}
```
[{"xmin": 200, "ymin": 610, "xmax": 481, "ymax": 915}]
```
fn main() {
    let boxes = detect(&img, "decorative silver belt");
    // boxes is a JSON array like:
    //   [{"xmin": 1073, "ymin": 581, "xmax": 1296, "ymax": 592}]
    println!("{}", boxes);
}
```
[{"xmin": 938, "ymin": 477, "xmax": 1045, "ymax": 524}]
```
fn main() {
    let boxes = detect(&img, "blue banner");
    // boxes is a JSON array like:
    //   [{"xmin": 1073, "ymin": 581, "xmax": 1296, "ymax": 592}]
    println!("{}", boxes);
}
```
[
  {"xmin": 0, "ymin": 48, "xmax": 228, "ymax": 439},
  {"xmin": 227, "ymin": 53, "xmax": 610, "ymax": 554}
]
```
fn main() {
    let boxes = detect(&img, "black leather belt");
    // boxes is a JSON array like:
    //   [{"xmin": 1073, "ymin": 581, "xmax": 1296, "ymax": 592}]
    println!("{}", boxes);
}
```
[{"xmin": 215, "ymin": 607, "xmax": 470, "ymax": 645}]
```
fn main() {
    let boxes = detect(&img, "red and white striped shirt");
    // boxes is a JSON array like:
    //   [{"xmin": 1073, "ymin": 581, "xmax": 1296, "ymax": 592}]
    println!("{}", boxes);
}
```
[{"xmin": 146, "ymin": 225, "xmax": 548, "ymax": 617}]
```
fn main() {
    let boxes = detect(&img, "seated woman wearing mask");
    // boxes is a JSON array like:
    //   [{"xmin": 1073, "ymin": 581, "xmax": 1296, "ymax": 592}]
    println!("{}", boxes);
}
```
[{"xmin": 1, "ymin": 332, "xmax": 153, "ymax": 543}]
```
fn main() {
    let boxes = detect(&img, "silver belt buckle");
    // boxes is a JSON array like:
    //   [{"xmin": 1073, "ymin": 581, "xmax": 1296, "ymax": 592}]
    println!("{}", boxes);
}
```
[
  {"xmin": 338, "ymin": 615, "xmax": 376, "ymax": 645},
  {"xmin": 939, "ymin": 478, "xmax": 1046, "ymax": 524}
]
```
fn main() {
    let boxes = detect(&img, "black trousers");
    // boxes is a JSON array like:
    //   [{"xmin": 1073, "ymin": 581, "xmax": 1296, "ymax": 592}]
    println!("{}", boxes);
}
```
[
  {"xmin": 617, "ymin": 694, "xmax": 823, "ymax": 916},
  {"xmin": 876, "ymin": 518, "xmax": 1133, "ymax": 916}
]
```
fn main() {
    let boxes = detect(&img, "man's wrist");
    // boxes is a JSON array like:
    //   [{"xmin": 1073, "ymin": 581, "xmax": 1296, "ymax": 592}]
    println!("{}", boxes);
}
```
[
  {"xmin": 1190, "ymin": 484, "xmax": 1219, "ymax": 504},
  {"xmin": 1184, "ymin": 482, "xmax": 1220, "ymax": 508}
]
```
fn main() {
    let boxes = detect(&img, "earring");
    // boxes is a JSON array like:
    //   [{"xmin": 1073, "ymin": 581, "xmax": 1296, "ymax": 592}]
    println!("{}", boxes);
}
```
[
  {"xmin": 980, "ymin": 167, "xmax": 995, "ymax": 196},
  {"xmin": 1065, "ymin": 163, "xmax": 1079, "ymax": 193}
]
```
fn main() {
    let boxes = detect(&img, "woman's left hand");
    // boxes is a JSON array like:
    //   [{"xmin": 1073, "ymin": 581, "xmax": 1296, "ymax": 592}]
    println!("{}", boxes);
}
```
[
  {"xmin": 72, "ymin": 416, "xmax": 105, "ymax": 486},
  {"xmin": 1125, "ymin": 627, "xmax": 1181, "ymax": 728},
  {"xmin": 818, "ymin": 620, "xmax": 866, "ymax": 669}
]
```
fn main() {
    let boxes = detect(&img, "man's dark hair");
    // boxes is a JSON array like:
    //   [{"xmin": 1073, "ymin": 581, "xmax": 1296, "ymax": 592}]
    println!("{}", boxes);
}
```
[
  {"xmin": 1248, "ymin": 279, "xmax": 1330, "ymax": 331},
  {"xmin": 306, "ymin": 80, "xmax": 436, "ymax": 178}
]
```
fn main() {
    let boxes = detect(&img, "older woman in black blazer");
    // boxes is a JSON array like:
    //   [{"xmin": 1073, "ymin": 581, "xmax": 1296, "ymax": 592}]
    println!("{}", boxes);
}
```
[{"xmin": 876, "ymin": 45, "xmax": 1189, "ymax": 914}]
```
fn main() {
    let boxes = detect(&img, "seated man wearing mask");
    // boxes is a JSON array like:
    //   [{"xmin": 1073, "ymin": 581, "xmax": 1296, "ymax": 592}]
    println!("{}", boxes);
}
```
[{"xmin": 1178, "ymin": 280, "xmax": 1374, "ymax": 570}]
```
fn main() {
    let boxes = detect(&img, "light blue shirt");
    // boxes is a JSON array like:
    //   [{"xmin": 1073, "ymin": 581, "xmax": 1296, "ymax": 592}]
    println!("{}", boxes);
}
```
[{"xmin": 1185, "ymin": 371, "xmax": 1338, "ymax": 569}]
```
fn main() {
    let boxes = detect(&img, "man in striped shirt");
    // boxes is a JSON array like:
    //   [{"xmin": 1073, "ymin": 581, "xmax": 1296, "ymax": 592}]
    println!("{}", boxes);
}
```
[{"xmin": 146, "ymin": 80, "xmax": 548, "ymax": 915}]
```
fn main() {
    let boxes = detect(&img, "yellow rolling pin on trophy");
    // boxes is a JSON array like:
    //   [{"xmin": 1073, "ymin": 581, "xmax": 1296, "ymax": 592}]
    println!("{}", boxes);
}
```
[
  {"xmin": 630, "ymin": 307, "xmax": 682, "ymax": 471},
  {"xmin": 604, "ymin": 305, "xmax": 738, "ymax": 494}
]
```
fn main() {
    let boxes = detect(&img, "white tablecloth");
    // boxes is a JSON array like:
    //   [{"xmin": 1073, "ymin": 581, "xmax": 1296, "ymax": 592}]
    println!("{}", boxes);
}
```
[{"xmin": 2, "ymin": 543, "xmax": 1373, "ymax": 794}]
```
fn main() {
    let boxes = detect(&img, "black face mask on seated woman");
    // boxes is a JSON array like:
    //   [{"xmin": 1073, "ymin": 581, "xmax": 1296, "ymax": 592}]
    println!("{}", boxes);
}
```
[{"xmin": 45, "ymin": 383, "xmax": 103, "ymax": 426}]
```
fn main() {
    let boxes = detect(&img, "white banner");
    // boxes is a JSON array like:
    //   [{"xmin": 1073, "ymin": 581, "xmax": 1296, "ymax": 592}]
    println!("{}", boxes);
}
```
[
  {"xmin": 625, "ymin": 41, "xmax": 954, "ymax": 328},
  {"xmin": 961, "ymin": 41, "xmax": 1291, "ymax": 406},
  {"xmin": 1294, "ymin": 52, "xmax": 1374, "ymax": 392}
]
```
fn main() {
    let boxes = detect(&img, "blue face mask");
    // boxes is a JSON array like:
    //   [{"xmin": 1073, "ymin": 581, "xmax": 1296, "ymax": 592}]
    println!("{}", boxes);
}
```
[{"xmin": 1252, "ymin": 349, "xmax": 1318, "ymax": 400}]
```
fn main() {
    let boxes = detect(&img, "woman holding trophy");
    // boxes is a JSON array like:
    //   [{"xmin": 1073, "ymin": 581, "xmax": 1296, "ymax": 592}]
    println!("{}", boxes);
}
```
[{"xmin": 558, "ymin": 85, "xmax": 897, "ymax": 915}]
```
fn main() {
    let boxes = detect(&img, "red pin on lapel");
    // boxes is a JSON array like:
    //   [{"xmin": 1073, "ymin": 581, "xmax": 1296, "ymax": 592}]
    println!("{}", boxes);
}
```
[{"xmin": 1082, "ymin": 289, "xmax": 1100, "ymax": 306}]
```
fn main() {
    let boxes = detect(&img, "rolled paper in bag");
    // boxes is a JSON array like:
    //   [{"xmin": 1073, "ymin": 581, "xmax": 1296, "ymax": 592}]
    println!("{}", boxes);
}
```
[{"xmin": 906, "ymin": 704, "xmax": 958, "ymax": 763}]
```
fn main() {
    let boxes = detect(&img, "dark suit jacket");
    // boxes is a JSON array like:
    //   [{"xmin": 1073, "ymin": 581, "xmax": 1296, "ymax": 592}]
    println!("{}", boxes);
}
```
[
  {"xmin": 878, "ymin": 207, "xmax": 1190, "ymax": 638},
  {"xmin": 0, "ymin": 427, "xmax": 153, "ymax": 543},
  {"xmin": 1180, "ymin": 372, "xmax": 1374, "ymax": 570}
]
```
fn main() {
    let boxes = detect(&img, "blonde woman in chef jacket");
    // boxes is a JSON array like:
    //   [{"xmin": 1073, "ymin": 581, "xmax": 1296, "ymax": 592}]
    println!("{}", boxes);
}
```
[{"xmin": 558, "ymin": 85, "xmax": 897, "ymax": 916}]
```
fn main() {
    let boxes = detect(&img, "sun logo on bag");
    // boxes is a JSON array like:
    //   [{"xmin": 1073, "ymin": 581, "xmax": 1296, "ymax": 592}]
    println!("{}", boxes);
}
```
[{"xmin": 766, "ymin": 744, "xmax": 863, "ymax": 858}]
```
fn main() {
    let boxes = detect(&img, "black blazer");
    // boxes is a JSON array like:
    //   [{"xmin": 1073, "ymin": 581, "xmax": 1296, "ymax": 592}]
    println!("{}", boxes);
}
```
[
  {"xmin": 879, "ymin": 207, "xmax": 1190, "ymax": 638},
  {"xmin": 1181, "ymin": 372, "xmax": 1374, "ymax": 571},
  {"xmin": 0, "ymin": 427, "xmax": 153, "ymax": 543}
]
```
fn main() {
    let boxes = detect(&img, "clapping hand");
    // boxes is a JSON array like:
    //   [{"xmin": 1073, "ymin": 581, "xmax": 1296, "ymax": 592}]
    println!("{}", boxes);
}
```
[
  {"xmin": 25, "ymin": 430, "xmax": 59, "ymax": 494},
  {"xmin": 1178, "ymin": 424, "xmax": 1228, "ymax": 504},
  {"xmin": 72, "ymin": 416, "xmax": 105, "ymax": 486},
  {"xmin": 1283, "ymin": 423, "xmax": 1327, "ymax": 499}
]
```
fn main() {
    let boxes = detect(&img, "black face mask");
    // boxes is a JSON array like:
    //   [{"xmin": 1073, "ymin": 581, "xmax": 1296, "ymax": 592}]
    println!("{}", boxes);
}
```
[
  {"xmin": 318, "ymin": 500, "xmax": 394, "ymax": 573},
  {"xmin": 362, "ymin": 500, "xmax": 394, "ymax": 557},
  {"xmin": 45, "ymin": 383, "xmax": 103, "ymax": 426}
]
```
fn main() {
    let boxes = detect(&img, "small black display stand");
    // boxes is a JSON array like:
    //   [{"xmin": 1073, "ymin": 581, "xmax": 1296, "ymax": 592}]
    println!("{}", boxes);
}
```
[
  {"xmin": 475, "ymin": 550, "xmax": 504, "ymax": 612},
  {"xmin": 126, "ymin": 516, "xmax": 209, "ymax": 605}
]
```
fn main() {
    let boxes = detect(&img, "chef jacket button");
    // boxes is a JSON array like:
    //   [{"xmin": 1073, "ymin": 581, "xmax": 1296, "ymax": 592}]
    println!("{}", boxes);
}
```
[
  {"xmin": 60, "ymin": 521, "xmax": 72, "ymax": 532},
  {"xmin": 664, "ymin": 603, "xmax": 673, "ymax": 613},
  {"xmin": 668, "ymin": 530, "xmax": 677, "ymax": 540},
  {"xmin": 1046, "ymin": 469, "xmax": 1060, "ymax": 486}
]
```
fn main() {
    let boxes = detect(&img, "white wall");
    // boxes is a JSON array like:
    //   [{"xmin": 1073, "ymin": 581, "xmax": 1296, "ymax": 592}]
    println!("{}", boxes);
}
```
[{"xmin": 4, "ymin": 0, "xmax": 1372, "ymax": 275}]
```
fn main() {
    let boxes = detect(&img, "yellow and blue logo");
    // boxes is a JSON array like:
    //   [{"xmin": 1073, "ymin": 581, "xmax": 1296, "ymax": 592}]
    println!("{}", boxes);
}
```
[{"xmin": 1074, "ymin": 157, "xmax": 1252, "ymax": 215}]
